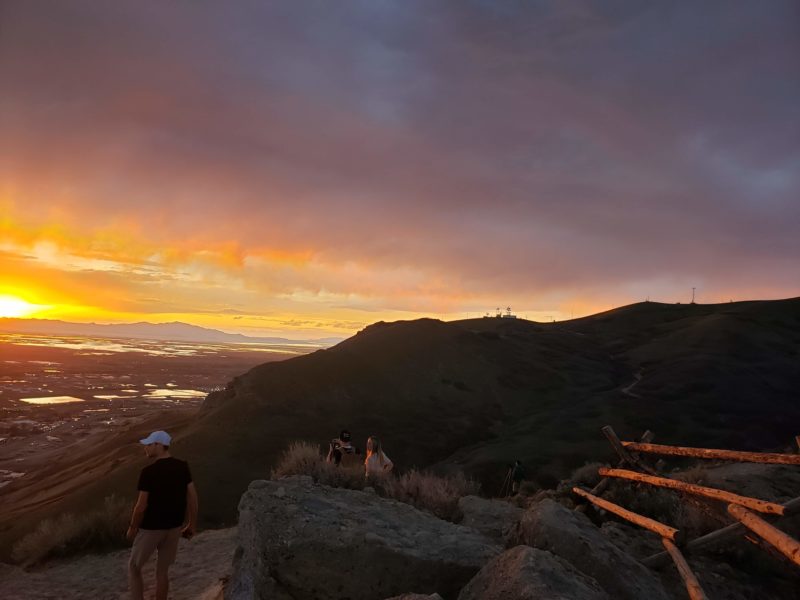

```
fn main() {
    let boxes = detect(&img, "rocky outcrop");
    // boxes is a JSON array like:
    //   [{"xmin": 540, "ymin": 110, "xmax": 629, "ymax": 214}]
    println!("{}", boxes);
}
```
[
  {"xmin": 384, "ymin": 595, "xmax": 444, "ymax": 600},
  {"xmin": 457, "ymin": 495, "xmax": 522, "ymax": 544},
  {"xmin": 511, "ymin": 499, "xmax": 669, "ymax": 600},
  {"xmin": 458, "ymin": 545, "xmax": 610, "ymax": 600},
  {"xmin": 227, "ymin": 476, "xmax": 502, "ymax": 600}
]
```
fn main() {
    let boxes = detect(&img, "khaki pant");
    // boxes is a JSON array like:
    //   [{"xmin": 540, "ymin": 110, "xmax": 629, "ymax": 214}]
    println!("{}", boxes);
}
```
[{"xmin": 128, "ymin": 527, "xmax": 181, "ymax": 600}]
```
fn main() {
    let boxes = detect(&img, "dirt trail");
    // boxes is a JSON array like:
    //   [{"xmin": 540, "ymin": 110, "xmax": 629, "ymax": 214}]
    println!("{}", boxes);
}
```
[
  {"xmin": 0, "ymin": 527, "xmax": 236, "ymax": 600},
  {"xmin": 620, "ymin": 369, "xmax": 643, "ymax": 398}
]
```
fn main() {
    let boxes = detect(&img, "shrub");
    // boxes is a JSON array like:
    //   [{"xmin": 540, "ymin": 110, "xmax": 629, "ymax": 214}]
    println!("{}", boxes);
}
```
[
  {"xmin": 271, "ymin": 441, "xmax": 325, "ymax": 479},
  {"xmin": 557, "ymin": 461, "xmax": 604, "ymax": 494},
  {"xmin": 12, "ymin": 494, "xmax": 132, "ymax": 566},
  {"xmin": 604, "ymin": 482, "xmax": 681, "ymax": 524},
  {"xmin": 381, "ymin": 469, "xmax": 480, "ymax": 522},
  {"xmin": 271, "ymin": 442, "xmax": 480, "ymax": 521},
  {"xmin": 271, "ymin": 441, "xmax": 365, "ymax": 490}
]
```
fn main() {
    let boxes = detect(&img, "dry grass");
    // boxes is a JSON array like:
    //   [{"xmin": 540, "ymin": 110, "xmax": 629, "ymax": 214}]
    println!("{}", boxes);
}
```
[
  {"xmin": 271, "ymin": 441, "xmax": 479, "ymax": 521},
  {"xmin": 12, "ymin": 495, "xmax": 132, "ymax": 566},
  {"xmin": 557, "ymin": 461, "xmax": 605, "ymax": 495},
  {"xmin": 271, "ymin": 441, "xmax": 366, "ymax": 489},
  {"xmin": 380, "ymin": 469, "xmax": 480, "ymax": 522}
]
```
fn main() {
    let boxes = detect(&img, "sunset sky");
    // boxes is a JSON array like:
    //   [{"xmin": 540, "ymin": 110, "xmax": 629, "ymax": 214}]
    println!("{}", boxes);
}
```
[{"xmin": 1, "ymin": 1, "xmax": 798, "ymax": 339}]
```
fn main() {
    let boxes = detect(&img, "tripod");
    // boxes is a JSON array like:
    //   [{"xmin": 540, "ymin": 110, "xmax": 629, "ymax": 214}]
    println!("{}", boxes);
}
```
[{"xmin": 499, "ymin": 467, "xmax": 514, "ymax": 498}]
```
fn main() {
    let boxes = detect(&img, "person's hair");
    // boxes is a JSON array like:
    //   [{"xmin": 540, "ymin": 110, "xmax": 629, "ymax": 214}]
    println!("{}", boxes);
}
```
[{"xmin": 365, "ymin": 436, "xmax": 384, "ymax": 465}]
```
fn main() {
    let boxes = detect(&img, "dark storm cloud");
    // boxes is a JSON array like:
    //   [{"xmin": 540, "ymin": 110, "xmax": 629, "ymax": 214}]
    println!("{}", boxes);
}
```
[{"xmin": 1, "ymin": 0, "xmax": 798, "ymax": 303}]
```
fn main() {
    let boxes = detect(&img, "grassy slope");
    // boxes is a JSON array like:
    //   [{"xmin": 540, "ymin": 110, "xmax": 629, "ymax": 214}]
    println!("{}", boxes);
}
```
[
  {"xmin": 2, "ymin": 298, "xmax": 799, "ymax": 557},
  {"xmin": 182, "ymin": 298, "xmax": 800, "ymax": 525}
]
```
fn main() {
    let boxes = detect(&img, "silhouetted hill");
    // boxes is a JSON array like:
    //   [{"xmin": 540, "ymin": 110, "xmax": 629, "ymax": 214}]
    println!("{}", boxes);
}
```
[
  {"xmin": 2, "ymin": 298, "xmax": 799, "ymax": 551},
  {"xmin": 178, "ymin": 297, "xmax": 800, "ymax": 524}
]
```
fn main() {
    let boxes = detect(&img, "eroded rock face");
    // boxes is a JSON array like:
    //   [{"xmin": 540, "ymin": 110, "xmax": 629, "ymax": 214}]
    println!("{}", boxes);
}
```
[
  {"xmin": 384, "ymin": 594, "xmax": 444, "ymax": 600},
  {"xmin": 511, "ymin": 499, "xmax": 669, "ymax": 600},
  {"xmin": 227, "ymin": 476, "xmax": 502, "ymax": 600},
  {"xmin": 457, "ymin": 496, "xmax": 523, "ymax": 545},
  {"xmin": 458, "ymin": 545, "xmax": 610, "ymax": 600}
]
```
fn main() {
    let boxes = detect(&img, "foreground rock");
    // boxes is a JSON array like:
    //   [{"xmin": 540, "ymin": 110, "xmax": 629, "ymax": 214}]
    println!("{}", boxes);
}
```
[
  {"xmin": 458, "ymin": 495, "xmax": 523, "ymax": 544},
  {"xmin": 458, "ymin": 545, "xmax": 610, "ymax": 600},
  {"xmin": 511, "ymin": 499, "xmax": 669, "ymax": 600},
  {"xmin": 228, "ymin": 476, "xmax": 502, "ymax": 600}
]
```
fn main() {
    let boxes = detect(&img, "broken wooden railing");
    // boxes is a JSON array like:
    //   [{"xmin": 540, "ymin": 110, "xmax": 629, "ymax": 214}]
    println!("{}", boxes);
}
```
[
  {"xmin": 572, "ymin": 427, "xmax": 800, "ymax": 599},
  {"xmin": 572, "ymin": 485, "xmax": 704, "ymax": 600},
  {"xmin": 620, "ymin": 441, "xmax": 800, "ymax": 466}
]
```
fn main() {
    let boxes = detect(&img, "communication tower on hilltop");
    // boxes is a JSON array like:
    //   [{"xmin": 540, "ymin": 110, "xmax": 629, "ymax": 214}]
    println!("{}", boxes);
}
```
[
  {"xmin": 501, "ymin": 306, "xmax": 517, "ymax": 319},
  {"xmin": 486, "ymin": 306, "xmax": 518, "ymax": 319}
]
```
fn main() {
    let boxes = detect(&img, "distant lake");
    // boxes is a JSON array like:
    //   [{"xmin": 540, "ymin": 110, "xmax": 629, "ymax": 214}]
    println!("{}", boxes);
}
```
[
  {"xmin": 0, "ymin": 332, "xmax": 312, "ymax": 357},
  {"xmin": 20, "ymin": 396, "xmax": 84, "ymax": 405}
]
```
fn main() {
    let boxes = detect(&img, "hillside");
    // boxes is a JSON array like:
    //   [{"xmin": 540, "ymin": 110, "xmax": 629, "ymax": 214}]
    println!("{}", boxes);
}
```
[
  {"xmin": 2, "ymin": 298, "xmax": 799, "ymax": 555},
  {"xmin": 163, "ymin": 297, "xmax": 800, "ymax": 524}
]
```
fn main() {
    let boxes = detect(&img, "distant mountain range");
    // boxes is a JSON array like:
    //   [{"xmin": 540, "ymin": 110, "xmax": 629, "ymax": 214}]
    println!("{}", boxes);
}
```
[{"xmin": 0, "ymin": 318, "xmax": 342, "ymax": 346}]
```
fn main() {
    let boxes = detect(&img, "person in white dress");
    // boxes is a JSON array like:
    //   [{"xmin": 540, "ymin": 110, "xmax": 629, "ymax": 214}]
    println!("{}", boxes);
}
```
[{"xmin": 364, "ymin": 436, "xmax": 393, "ymax": 480}]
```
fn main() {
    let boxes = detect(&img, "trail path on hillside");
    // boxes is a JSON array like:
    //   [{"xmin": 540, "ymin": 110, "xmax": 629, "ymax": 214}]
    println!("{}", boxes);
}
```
[
  {"xmin": 0, "ymin": 527, "xmax": 235, "ymax": 600},
  {"xmin": 620, "ymin": 369, "xmax": 643, "ymax": 398}
]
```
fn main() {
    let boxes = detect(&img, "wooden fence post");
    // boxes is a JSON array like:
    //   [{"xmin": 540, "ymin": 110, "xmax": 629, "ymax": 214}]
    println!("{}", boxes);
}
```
[
  {"xmin": 572, "ymin": 487, "xmax": 684, "ymax": 544},
  {"xmin": 661, "ymin": 538, "xmax": 709, "ymax": 600},
  {"xmin": 602, "ymin": 426, "xmax": 657, "ymax": 475},
  {"xmin": 599, "ymin": 468, "xmax": 786, "ymax": 516},
  {"xmin": 620, "ymin": 441, "xmax": 800, "ymax": 465},
  {"xmin": 575, "ymin": 429, "xmax": 656, "ymax": 513},
  {"xmin": 643, "ymin": 496, "xmax": 800, "ymax": 568},
  {"xmin": 728, "ymin": 504, "xmax": 800, "ymax": 567}
]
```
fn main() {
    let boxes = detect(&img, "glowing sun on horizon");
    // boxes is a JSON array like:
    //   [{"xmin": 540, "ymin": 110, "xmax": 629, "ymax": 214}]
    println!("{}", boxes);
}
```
[{"xmin": 0, "ymin": 295, "xmax": 41, "ymax": 318}]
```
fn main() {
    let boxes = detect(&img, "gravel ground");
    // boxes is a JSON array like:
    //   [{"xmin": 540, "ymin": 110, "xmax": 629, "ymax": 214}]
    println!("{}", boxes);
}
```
[{"xmin": 0, "ymin": 527, "xmax": 236, "ymax": 600}]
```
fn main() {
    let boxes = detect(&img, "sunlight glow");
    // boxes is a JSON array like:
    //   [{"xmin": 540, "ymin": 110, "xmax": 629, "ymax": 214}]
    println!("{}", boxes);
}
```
[{"xmin": 0, "ymin": 294, "xmax": 43, "ymax": 318}]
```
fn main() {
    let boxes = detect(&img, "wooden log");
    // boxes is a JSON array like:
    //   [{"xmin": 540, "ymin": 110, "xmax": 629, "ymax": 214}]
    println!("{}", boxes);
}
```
[
  {"xmin": 644, "ymin": 496, "xmax": 800, "ymax": 568},
  {"xmin": 603, "ymin": 425, "xmax": 633, "ymax": 462},
  {"xmin": 728, "ymin": 504, "xmax": 800, "ymax": 566},
  {"xmin": 572, "ymin": 487, "xmax": 684, "ymax": 544},
  {"xmin": 642, "ymin": 496, "xmax": 800, "ymax": 568},
  {"xmin": 661, "ymin": 538, "xmax": 709, "ymax": 600},
  {"xmin": 598, "ymin": 468, "xmax": 786, "ymax": 516},
  {"xmin": 621, "ymin": 441, "xmax": 800, "ymax": 465},
  {"xmin": 576, "ymin": 430, "xmax": 656, "ymax": 513},
  {"xmin": 602, "ymin": 426, "xmax": 657, "ymax": 475}
]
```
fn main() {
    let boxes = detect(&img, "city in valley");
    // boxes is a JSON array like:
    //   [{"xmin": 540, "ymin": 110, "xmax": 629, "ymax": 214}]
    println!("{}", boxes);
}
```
[{"xmin": 0, "ymin": 333, "xmax": 315, "ymax": 490}]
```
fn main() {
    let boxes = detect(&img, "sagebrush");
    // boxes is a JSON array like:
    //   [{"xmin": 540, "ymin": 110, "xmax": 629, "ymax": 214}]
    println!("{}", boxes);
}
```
[
  {"xmin": 271, "ymin": 441, "xmax": 366, "ymax": 489},
  {"xmin": 271, "ymin": 441, "xmax": 479, "ymax": 522},
  {"xmin": 12, "ymin": 494, "xmax": 132, "ymax": 565},
  {"xmin": 381, "ymin": 469, "xmax": 480, "ymax": 521}
]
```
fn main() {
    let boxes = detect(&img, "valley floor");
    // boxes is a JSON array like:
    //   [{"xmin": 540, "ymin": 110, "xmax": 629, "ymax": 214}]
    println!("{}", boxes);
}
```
[{"xmin": 0, "ymin": 527, "xmax": 236, "ymax": 600}]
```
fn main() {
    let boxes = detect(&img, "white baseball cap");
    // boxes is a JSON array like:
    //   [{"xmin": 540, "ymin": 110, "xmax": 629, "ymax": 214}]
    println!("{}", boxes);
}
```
[{"xmin": 139, "ymin": 430, "xmax": 171, "ymax": 446}]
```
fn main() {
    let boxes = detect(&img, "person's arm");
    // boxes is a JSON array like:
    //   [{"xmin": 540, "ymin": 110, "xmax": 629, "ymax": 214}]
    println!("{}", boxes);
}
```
[
  {"xmin": 326, "ymin": 441, "xmax": 335, "ymax": 463},
  {"xmin": 383, "ymin": 453, "xmax": 393, "ymax": 472},
  {"xmin": 127, "ymin": 491, "xmax": 148, "ymax": 542},
  {"xmin": 182, "ymin": 482, "xmax": 199, "ymax": 539}
]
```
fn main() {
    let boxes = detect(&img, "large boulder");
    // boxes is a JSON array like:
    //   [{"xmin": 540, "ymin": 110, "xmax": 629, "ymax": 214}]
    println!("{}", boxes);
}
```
[
  {"xmin": 227, "ymin": 476, "xmax": 502, "ymax": 600},
  {"xmin": 511, "ymin": 499, "xmax": 669, "ymax": 600},
  {"xmin": 458, "ymin": 545, "xmax": 610, "ymax": 600},
  {"xmin": 458, "ymin": 495, "xmax": 523, "ymax": 544}
]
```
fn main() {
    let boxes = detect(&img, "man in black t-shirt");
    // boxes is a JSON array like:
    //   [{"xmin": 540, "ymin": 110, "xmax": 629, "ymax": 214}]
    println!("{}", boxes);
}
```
[{"xmin": 127, "ymin": 430, "xmax": 198, "ymax": 600}]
